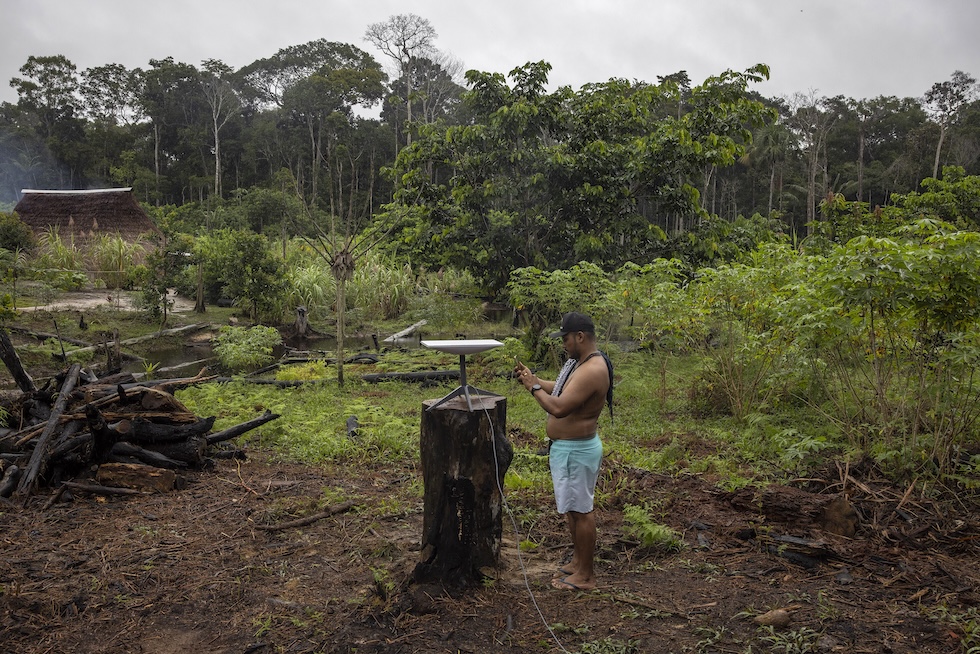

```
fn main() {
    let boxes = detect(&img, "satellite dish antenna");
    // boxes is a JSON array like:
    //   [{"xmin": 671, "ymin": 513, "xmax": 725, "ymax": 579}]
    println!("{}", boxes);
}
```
[{"xmin": 421, "ymin": 339, "xmax": 504, "ymax": 411}]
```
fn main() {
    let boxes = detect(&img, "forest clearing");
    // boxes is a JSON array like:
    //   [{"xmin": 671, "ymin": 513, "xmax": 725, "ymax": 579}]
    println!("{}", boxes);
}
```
[
  {"xmin": 1, "ymin": 12, "xmax": 979, "ymax": 652},
  {"xmin": 0, "ymin": 300, "xmax": 977, "ymax": 654}
]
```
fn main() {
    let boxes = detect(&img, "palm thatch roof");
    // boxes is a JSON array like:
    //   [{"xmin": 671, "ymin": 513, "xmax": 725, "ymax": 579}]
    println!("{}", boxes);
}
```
[{"xmin": 13, "ymin": 188, "xmax": 162, "ymax": 244}]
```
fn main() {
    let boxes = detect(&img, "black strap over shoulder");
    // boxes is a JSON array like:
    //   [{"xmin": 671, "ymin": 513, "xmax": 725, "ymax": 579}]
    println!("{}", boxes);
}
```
[
  {"xmin": 599, "ymin": 351, "xmax": 614, "ymax": 425},
  {"xmin": 568, "ymin": 351, "xmax": 615, "ymax": 424}
]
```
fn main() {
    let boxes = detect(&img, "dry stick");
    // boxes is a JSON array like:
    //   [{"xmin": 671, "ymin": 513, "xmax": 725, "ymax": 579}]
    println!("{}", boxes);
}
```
[
  {"xmin": 51, "ymin": 318, "xmax": 67, "ymax": 361},
  {"xmin": 16, "ymin": 363, "xmax": 82, "ymax": 497},
  {"xmin": 895, "ymin": 476, "xmax": 919, "ymax": 512},
  {"xmin": 42, "ymin": 484, "xmax": 68, "ymax": 510},
  {"xmin": 13, "ymin": 423, "xmax": 46, "ymax": 448},
  {"xmin": 610, "ymin": 594, "xmax": 675, "ymax": 613},
  {"xmin": 255, "ymin": 500, "xmax": 356, "ymax": 531}
]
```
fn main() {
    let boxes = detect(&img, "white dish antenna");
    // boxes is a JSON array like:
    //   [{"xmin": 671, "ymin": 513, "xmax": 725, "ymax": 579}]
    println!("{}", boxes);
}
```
[
  {"xmin": 420, "ymin": 339, "xmax": 503, "ymax": 355},
  {"xmin": 421, "ymin": 339, "xmax": 504, "ymax": 411}
]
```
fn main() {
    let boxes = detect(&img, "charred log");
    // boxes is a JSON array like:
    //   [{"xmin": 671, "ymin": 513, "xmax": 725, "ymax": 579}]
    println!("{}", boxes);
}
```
[
  {"xmin": 0, "ymin": 328, "xmax": 37, "ymax": 394},
  {"xmin": 109, "ymin": 416, "xmax": 216, "ymax": 445},
  {"xmin": 205, "ymin": 411, "xmax": 280, "ymax": 445},
  {"xmin": 0, "ymin": 464, "xmax": 20, "ymax": 497},
  {"xmin": 16, "ymin": 363, "xmax": 82, "ymax": 497},
  {"xmin": 110, "ymin": 442, "xmax": 189, "ymax": 469}
]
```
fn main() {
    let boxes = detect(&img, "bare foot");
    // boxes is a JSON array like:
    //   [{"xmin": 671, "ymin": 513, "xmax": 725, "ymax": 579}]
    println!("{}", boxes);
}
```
[
  {"xmin": 553, "ymin": 566, "xmax": 576, "ymax": 578},
  {"xmin": 551, "ymin": 576, "xmax": 596, "ymax": 591}
]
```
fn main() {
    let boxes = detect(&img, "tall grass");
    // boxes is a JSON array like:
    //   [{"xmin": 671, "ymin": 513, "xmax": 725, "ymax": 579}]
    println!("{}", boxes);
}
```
[
  {"xmin": 88, "ymin": 233, "xmax": 146, "ymax": 290},
  {"xmin": 284, "ymin": 263, "xmax": 336, "ymax": 322},
  {"xmin": 348, "ymin": 252, "xmax": 416, "ymax": 321},
  {"xmin": 32, "ymin": 228, "xmax": 87, "ymax": 290}
]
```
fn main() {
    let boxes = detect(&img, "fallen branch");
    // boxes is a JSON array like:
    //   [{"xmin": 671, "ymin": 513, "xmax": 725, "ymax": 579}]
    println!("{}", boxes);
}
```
[
  {"xmin": 206, "ymin": 411, "xmax": 281, "ymax": 445},
  {"xmin": 110, "ymin": 441, "xmax": 189, "ymax": 469},
  {"xmin": 211, "ymin": 377, "xmax": 325, "ymax": 387},
  {"xmin": 383, "ymin": 319, "xmax": 426, "ymax": 343},
  {"xmin": 362, "ymin": 370, "xmax": 459, "ymax": 383},
  {"xmin": 255, "ymin": 500, "xmax": 356, "ymax": 531},
  {"xmin": 7, "ymin": 324, "xmax": 91, "ymax": 347},
  {"xmin": 62, "ymin": 323, "xmax": 209, "ymax": 358}
]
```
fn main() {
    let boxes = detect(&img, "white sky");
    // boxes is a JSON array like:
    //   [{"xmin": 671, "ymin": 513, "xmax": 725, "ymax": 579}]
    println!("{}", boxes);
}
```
[{"xmin": 1, "ymin": 0, "xmax": 978, "ymax": 106}]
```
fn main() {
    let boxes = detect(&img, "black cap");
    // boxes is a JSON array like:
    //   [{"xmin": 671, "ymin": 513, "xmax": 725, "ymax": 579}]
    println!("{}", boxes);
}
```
[{"xmin": 550, "ymin": 312, "xmax": 595, "ymax": 338}]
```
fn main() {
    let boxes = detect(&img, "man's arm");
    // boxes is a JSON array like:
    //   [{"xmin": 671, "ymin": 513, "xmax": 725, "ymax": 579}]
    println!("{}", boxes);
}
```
[{"xmin": 530, "ymin": 362, "xmax": 605, "ymax": 418}]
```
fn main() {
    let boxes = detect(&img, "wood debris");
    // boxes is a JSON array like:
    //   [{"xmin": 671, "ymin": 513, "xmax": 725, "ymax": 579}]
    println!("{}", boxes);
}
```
[{"xmin": 0, "ymin": 339, "xmax": 279, "ymax": 502}]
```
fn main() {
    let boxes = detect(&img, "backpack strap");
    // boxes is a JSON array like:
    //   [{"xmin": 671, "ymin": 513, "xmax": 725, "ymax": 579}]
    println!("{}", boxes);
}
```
[{"xmin": 599, "ymin": 351, "xmax": 614, "ymax": 425}]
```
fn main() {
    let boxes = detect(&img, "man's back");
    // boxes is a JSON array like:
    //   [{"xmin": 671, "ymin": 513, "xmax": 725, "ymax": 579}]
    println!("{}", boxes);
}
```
[{"xmin": 546, "ymin": 355, "xmax": 610, "ymax": 441}]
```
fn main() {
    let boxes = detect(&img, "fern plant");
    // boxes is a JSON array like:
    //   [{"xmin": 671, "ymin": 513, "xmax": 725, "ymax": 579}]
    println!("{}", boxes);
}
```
[{"xmin": 622, "ymin": 504, "xmax": 685, "ymax": 552}]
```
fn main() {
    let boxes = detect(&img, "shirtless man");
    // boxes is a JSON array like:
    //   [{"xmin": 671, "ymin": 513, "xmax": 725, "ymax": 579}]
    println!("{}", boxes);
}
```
[{"xmin": 514, "ymin": 312, "xmax": 610, "ymax": 591}]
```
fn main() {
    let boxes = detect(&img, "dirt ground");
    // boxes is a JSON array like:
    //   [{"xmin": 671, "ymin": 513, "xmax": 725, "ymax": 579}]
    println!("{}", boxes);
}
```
[
  {"xmin": 1, "ymin": 442, "xmax": 977, "ymax": 654},
  {"xmin": 1, "ymin": 299, "xmax": 978, "ymax": 653},
  {"xmin": 20, "ymin": 289, "xmax": 197, "ymax": 314}
]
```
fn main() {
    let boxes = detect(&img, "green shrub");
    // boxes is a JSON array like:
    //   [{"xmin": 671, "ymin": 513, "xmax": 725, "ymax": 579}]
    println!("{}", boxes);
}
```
[
  {"xmin": 212, "ymin": 325, "xmax": 282, "ymax": 372},
  {"xmin": 0, "ymin": 212, "xmax": 35, "ymax": 252}
]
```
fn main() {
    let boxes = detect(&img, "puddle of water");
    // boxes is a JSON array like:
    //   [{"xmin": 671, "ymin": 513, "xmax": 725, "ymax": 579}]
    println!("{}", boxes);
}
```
[{"xmin": 124, "ymin": 335, "xmax": 420, "ymax": 375}]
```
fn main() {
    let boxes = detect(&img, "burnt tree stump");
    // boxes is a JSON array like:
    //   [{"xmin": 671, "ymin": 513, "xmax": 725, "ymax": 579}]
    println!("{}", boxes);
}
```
[{"xmin": 415, "ymin": 394, "xmax": 512, "ymax": 586}]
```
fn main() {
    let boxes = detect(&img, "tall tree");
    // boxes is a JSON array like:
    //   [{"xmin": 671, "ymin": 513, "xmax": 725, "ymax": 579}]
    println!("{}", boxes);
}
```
[
  {"xmin": 924, "ymin": 70, "xmax": 978, "ymax": 178},
  {"xmin": 200, "ymin": 59, "xmax": 241, "ymax": 198},
  {"xmin": 9, "ymin": 55, "xmax": 88, "ymax": 188},
  {"xmin": 80, "ymin": 63, "xmax": 143, "ymax": 127},
  {"xmin": 785, "ymin": 92, "xmax": 837, "ymax": 234},
  {"xmin": 10, "ymin": 55, "xmax": 80, "ymax": 142},
  {"xmin": 380, "ymin": 53, "xmax": 466, "ymax": 147},
  {"xmin": 140, "ymin": 58, "xmax": 202, "ymax": 204},
  {"xmin": 80, "ymin": 63, "xmax": 143, "ymax": 183},
  {"xmin": 365, "ymin": 13, "xmax": 437, "ymax": 148},
  {"xmin": 740, "ymin": 116, "xmax": 794, "ymax": 217}
]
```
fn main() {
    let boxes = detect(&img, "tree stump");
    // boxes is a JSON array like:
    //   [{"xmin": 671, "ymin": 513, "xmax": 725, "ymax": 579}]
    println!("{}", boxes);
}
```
[
  {"xmin": 415, "ymin": 394, "xmax": 512, "ymax": 586},
  {"xmin": 293, "ymin": 305, "xmax": 310, "ymax": 337}
]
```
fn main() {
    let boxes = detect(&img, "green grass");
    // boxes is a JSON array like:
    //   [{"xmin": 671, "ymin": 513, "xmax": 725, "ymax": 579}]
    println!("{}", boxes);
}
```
[
  {"xmin": 176, "ymin": 348, "xmax": 785, "ymax": 493},
  {"xmin": 175, "ymin": 341, "xmax": 979, "ymax": 501}
]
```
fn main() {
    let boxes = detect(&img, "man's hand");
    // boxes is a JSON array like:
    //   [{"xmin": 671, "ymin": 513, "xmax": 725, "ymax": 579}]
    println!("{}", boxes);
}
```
[{"xmin": 514, "ymin": 360, "xmax": 537, "ymax": 391}]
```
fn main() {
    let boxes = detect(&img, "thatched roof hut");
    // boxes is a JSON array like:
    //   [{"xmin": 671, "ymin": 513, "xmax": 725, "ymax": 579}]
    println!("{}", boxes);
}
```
[{"xmin": 13, "ymin": 188, "xmax": 162, "ymax": 244}]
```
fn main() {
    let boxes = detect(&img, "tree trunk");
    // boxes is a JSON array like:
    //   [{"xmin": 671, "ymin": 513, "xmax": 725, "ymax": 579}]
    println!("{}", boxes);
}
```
[
  {"xmin": 63, "ymin": 323, "xmax": 208, "ymax": 358},
  {"xmin": 933, "ymin": 124, "xmax": 947, "ymax": 179},
  {"xmin": 95, "ymin": 462, "xmax": 176, "ymax": 493},
  {"xmin": 0, "ymin": 328, "xmax": 36, "ymax": 393},
  {"xmin": 857, "ymin": 131, "xmax": 866, "ymax": 203},
  {"xmin": 362, "ymin": 370, "xmax": 458, "ymax": 383},
  {"xmin": 205, "ymin": 410, "xmax": 280, "ymax": 445},
  {"xmin": 16, "ymin": 363, "xmax": 81, "ymax": 496},
  {"xmin": 294, "ymin": 306, "xmax": 310, "ymax": 337},
  {"xmin": 194, "ymin": 262, "xmax": 206, "ymax": 313},
  {"xmin": 414, "ymin": 395, "xmax": 513, "ymax": 586}
]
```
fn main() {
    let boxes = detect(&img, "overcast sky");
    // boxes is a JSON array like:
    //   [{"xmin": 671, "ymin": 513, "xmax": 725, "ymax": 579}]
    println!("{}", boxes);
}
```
[{"xmin": 2, "ymin": 0, "xmax": 978, "ymax": 108}]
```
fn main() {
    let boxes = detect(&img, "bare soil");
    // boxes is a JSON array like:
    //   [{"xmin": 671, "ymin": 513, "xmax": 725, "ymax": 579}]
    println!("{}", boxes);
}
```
[
  {"xmin": 1, "ymin": 443, "xmax": 977, "ymax": 654},
  {"xmin": 20, "ymin": 289, "xmax": 196, "ymax": 314},
  {"xmin": 1, "ymin": 303, "xmax": 978, "ymax": 653}
]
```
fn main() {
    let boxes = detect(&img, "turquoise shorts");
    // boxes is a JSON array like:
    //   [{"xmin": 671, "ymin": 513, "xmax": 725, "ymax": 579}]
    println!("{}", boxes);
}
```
[{"xmin": 549, "ymin": 434, "xmax": 603, "ymax": 514}]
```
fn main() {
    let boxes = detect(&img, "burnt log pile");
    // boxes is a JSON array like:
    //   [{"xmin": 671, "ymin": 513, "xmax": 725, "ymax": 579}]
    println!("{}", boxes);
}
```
[{"xmin": 0, "ymin": 361, "xmax": 279, "ymax": 502}]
